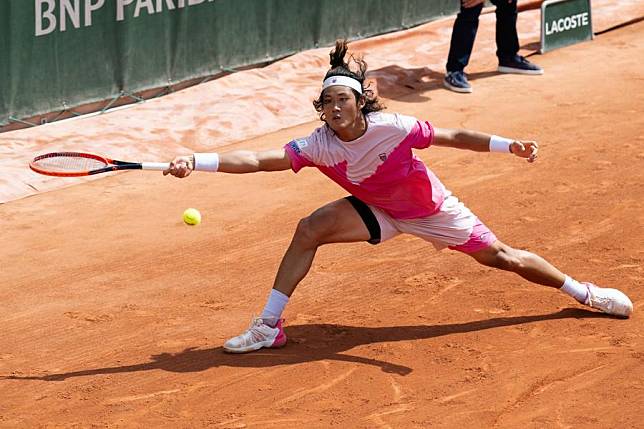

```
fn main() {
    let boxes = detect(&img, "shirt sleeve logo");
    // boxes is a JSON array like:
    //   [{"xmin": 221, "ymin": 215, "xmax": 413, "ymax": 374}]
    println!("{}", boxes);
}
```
[
  {"xmin": 288, "ymin": 139, "xmax": 308, "ymax": 154},
  {"xmin": 378, "ymin": 152, "xmax": 388, "ymax": 162}
]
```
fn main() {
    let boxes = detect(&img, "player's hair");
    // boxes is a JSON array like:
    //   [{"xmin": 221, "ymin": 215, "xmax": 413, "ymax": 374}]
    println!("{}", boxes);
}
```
[{"xmin": 313, "ymin": 39, "xmax": 385, "ymax": 120}]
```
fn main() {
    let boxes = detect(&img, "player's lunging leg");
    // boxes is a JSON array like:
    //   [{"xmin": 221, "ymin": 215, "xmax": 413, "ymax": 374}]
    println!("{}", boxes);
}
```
[
  {"xmin": 223, "ymin": 198, "xmax": 372, "ymax": 353},
  {"xmin": 468, "ymin": 241, "xmax": 633, "ymax": 317}
]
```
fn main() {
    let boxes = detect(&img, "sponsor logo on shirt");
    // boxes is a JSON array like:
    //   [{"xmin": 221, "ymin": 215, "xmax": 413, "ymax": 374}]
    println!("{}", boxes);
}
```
[
  {"xmin": 288, "ymin": 139, "xmax": 308, "ymax": 154},
  {"xmin": 379, "ymin": 152, "xmax": 388, "ymax": 162}
]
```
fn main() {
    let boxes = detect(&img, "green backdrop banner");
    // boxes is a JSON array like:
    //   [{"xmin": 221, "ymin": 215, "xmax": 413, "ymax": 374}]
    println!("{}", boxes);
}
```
[
  {"xmin": 540, "ymin": 0, "xmax": 592, "ymax": 53},
  {"xmin": 0, "ymin": 0, "xmax": 458, "ymax": 126}
]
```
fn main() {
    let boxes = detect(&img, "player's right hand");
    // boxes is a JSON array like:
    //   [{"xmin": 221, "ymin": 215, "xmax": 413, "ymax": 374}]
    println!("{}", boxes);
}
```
[
  {"xmin": 510, "ymin": 140, "xmax": 539, "ymax": 163},
  {"xmin": 163, "ymin": 155, "xmax": 194, "ymax": 178}
]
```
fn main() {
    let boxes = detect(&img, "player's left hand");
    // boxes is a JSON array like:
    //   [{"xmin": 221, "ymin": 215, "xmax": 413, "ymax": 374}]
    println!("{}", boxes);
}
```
[{"xmin": 510, "ymin": 140, "xmax": 538, "ymax": 163}]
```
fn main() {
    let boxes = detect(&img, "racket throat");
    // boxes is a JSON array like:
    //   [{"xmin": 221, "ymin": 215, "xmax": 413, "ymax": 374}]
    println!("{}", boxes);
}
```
[{"xmin": 111, "ymin": 161, "xmax": 143, "ymax": 170}]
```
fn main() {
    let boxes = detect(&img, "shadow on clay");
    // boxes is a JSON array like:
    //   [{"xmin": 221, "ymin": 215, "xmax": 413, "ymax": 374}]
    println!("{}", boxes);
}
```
[
  {"xmin": 369, "ymin": 65, "xmax": 502, "ymax": 102},
  {"xmin": 1, "ymin": 308, "xmax": 612, "ymax": 382}
]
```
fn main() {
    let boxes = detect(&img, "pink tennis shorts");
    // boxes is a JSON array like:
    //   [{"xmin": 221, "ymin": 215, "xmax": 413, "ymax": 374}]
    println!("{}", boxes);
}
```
[{"xmin": 350, "ymin": 193, "xmax": 497, "ymax": 254}]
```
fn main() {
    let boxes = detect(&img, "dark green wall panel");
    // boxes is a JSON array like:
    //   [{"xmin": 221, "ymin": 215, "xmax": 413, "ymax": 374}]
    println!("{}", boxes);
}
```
[{"xmin": 0, "ymin": 0, "xmax": 458, "ymax": 126}]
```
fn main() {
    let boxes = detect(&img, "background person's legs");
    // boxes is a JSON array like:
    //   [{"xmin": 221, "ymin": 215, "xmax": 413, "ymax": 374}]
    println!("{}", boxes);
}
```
[
  {"xmin": 492, "ymin": 0, "xmax": 543, "ymax": 74},
  {"xmin": 446, "ymin": 2, "xmax": 484, "ymax": 73},
  {"xmin": 491, "ymin": 0, "xmax": 520, "ymax": 61},
  {"xmin": 444, "ymin": 3, "xmax": 484, "ymax": 93}
]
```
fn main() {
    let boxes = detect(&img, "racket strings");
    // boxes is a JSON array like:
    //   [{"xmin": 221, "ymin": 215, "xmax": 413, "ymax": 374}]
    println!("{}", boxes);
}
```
[{"xmin": 33, "ymin": 154, "xmax": 107, "ymax": 173}]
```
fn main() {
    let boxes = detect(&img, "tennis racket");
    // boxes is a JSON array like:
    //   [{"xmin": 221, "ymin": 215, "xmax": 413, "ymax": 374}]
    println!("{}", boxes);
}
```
[{"xmin": 29, "ymin": 152, "xmax": 170, "ymax": 177}]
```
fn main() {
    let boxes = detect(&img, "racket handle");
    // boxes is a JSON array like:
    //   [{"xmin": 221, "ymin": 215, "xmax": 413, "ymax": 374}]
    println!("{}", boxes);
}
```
[{"xmin": 141, "ymin": 162, "xmax": 171, "ymax": 171}]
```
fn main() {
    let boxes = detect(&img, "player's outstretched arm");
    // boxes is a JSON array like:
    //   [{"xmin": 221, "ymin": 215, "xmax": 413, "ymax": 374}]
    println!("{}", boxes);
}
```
[
  {"xmin": 163, "ymin": 149, "xmax": 292, "ymax": 178},
  {"xmin": 433, "ymin": 127, "xmax": 538, "ymax": 163}
]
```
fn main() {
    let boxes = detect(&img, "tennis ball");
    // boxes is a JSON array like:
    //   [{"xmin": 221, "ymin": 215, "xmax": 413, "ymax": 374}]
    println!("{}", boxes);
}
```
[{"xmin": 183, "ymin": 208, "xmax": 201, "ymax": 226}]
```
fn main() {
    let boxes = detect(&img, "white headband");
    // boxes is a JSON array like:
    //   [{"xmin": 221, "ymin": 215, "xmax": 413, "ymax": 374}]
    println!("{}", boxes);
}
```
[{"xmin": 322, "ymin": 76, "xmax": 363, "ymax": 94}]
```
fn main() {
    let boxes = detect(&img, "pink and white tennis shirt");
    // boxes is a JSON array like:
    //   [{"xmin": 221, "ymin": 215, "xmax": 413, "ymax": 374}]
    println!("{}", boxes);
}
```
[{"xmin": 284, "ymin": 112, "xmax": 447, "ymax": 219}]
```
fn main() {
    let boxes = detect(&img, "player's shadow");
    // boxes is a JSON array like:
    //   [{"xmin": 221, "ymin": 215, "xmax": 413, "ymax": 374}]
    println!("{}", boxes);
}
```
[
  {"xmin": 3, "ymin": 308, "xmax": 610, "ymax": 382},
  {"xmin": 368, "ymin": 65, "xmax": 501, "ymax": 102},
  {"xmin": 521, "ymin": 42, "xmax": 542, "ymax": 53}
]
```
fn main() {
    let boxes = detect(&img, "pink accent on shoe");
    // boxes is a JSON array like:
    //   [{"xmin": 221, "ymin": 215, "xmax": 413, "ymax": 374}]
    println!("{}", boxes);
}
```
[
  {"xmin": 223, "ymin": 317, "xmax": 288, "ymax": 353},
  {"xmin": 270, "ymin": 319, "xmax": 287, "ymax": 348}
]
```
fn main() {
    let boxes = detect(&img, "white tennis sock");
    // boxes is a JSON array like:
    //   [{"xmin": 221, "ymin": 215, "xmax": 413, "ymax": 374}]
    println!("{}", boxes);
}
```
[
  {"xmin": 560, "ymin": 275, "xmax": 589, "ymax": 304},
  {"xmin": 261, "ymin": 289, "xmax": 289, "ymax": 327}
]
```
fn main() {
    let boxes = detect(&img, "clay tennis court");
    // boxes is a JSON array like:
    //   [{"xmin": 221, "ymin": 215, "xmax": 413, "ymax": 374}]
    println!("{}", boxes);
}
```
[{"xmin": 1, "ymin": 2, "xmax": 643, "ymax": 427}]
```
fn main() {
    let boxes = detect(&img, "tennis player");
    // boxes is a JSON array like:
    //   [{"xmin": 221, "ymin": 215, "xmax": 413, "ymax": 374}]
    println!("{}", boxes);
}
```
[{"xmin": 164, "ymin": 40, "xmax": 633, "ymax": 353}]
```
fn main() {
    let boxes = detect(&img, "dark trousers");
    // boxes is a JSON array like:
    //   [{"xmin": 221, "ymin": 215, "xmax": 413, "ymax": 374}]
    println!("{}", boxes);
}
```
[{"xmin": 446, "ymin": 0, "xmax": 520, "ymax": 72}]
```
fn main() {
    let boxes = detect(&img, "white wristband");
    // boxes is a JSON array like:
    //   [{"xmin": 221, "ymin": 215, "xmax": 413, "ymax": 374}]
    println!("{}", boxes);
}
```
[
  {"xmin": 193, "ymin": 153, "xmax": 220, "ymax": 172},
  {"xmin": 489, "ymin": 135, "xmax": 513, "ymax": 153}
]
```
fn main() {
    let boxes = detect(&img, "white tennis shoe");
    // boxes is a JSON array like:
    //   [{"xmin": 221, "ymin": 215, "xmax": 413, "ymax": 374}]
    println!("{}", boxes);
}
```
[
  {"xmin": 223, "ymin": 317, "xmax": 287, "ymax": 353},
  {"xmin": 583, "ymin": 282, "xmax": 633, "ymax": 318}
]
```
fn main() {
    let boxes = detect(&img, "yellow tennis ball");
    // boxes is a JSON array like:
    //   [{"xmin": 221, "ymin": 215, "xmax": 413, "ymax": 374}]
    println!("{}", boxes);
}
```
[{"xmin": 183, "ymin": 208, "xmax": 201, "ymax": 225}]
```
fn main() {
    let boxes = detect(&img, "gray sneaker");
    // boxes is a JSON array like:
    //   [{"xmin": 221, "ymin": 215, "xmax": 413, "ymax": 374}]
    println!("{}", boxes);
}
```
[
  {"xmin": 583, "ymin": 283, "xmax": 633, "ymax": 318},
  {"xmin": 443, "ymin": 71, "xmax": 473, "ymax": 93}
]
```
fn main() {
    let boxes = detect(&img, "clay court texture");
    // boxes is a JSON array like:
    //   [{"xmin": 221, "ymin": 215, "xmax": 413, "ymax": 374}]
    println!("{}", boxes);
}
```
[{"xmin": 1, "ymin": 1, "xmax": 644, "ymax": 427}]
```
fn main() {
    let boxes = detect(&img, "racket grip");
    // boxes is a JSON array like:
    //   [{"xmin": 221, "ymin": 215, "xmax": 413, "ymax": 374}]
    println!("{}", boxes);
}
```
[{"xmin": 141, "ymin": 162, "xmax": 171, "ymax": 171}]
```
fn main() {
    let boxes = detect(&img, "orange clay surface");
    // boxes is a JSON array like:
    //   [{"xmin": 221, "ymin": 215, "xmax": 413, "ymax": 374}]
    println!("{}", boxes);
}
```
[{"xmin": 1, "ymin": 3, "xmax": 644, "ymax": 428}]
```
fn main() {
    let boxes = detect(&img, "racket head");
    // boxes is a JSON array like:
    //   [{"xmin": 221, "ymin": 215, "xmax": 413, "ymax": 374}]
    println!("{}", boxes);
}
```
[{"xmin": 29, "ymin": 152, "xmax": 112, "ymax": 177}]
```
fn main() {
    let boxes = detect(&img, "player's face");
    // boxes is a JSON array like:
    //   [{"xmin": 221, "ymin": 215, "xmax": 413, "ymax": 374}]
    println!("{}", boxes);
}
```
[{"xmin": 322, "ymin": 86, "xmax": 364, "ymax": 133}]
